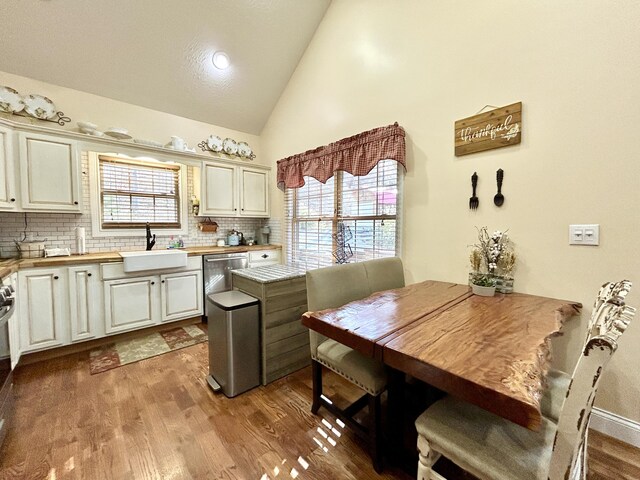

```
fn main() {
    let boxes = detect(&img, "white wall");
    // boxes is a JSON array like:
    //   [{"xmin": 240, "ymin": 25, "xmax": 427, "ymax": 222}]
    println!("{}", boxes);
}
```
[
  {"xmin": 261, "ymin": 1, "xmax": 640, "ymax": 421},
  {"xmin": 0, "ymin": 70, "xmax": 262, "ymax": 161}
]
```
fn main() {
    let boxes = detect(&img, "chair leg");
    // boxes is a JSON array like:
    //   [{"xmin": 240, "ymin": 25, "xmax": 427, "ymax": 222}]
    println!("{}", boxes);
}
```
[
  {"xmin": 417, "ymin": 435, "xmax": 441, "ymax": 480},
  {"xmin": 311, "ymin": 359, "xmax": 322, "ymax": 415},
  {"xmin": 369, "ymin": 393, "xmax": 383, "ymax": 473}
]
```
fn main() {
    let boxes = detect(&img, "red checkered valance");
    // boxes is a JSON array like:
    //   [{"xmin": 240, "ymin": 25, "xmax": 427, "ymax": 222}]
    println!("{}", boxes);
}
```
[{"xmin": 276, "ymin": 123, "xmax": 406, "ymax": 191}]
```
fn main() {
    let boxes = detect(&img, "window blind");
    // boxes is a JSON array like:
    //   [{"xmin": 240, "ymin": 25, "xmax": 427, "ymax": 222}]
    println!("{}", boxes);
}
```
[
  {"xmin": 285, "ymin": 160, "xmax": 400, "ymax": 268},
  {"xmin": 99, "ymin": 156, "xmax": 181, "ymax": 229}
]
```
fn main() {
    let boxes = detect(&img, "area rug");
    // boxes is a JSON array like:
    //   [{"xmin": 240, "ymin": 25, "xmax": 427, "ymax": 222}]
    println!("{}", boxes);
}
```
[{"xmin": 89, "ymin": 324, "xmax": 207, "ymax": 374}]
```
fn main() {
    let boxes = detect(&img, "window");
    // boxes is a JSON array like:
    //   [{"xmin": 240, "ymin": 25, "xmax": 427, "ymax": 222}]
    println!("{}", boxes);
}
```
[
  {"xmin": 98, "ymin": 155, "xmax": 181, "ymax": 229},
  {"xmin": 285, "ymin": 160, "xmax": 401, "ymax": 268}
]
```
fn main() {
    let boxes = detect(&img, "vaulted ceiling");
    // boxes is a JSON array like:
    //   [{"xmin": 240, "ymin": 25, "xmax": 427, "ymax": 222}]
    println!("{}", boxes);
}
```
[{"xmin": 0, "ymin": 0, "xmax": 330, "ymax": 134}]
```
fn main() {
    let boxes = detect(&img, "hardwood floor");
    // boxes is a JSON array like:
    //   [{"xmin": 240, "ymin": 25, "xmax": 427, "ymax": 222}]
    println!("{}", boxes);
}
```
[{"xmin": 0, "ymin": 336, "xmax": 638, "ymax": 479}]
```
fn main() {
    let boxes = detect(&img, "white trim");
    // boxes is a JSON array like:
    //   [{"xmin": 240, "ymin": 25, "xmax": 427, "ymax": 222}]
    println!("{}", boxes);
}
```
[
  {"xmin": 0, "ymin": 116, "xmax": 271, "ymax": 170},
  {"xmin": 88, "ymin": 151, "xmax": 189, "ymax": 238},
  {"xmin": 590, "ymin": 407, "xmax": 640, "ymax": 448}
]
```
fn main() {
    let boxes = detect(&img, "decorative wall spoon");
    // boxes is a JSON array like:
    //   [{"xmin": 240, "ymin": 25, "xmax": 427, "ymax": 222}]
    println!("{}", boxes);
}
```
[{"xmin": 494, "ymin": 168, "xmax": 504, "ymax": 207}]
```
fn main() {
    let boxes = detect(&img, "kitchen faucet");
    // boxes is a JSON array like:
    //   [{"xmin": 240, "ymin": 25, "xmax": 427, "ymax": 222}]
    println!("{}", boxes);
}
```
[{"xmin": 146, "ymin": 222, "xmax": 156, "ymax": 251}]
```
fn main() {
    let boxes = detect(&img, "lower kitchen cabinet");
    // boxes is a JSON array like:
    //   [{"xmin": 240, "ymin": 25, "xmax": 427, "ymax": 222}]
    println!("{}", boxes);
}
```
[
  {"xmin": 68, "ymin": 265, "xmax": 101, "ymax": 342},
  {"xmin": 103, "ymin": 276, "xmax": 159, "ymax": 335},
  {"xmin": 160, "ymin": 270, "xmax": 203, "ymax": 322},
  {"xmin": 14, "ymin": 258, "xmax": 204, "ymax": 355},
  {"xmin": 18, "ymin": 268, "xmax": 66, "ymax": 353}
]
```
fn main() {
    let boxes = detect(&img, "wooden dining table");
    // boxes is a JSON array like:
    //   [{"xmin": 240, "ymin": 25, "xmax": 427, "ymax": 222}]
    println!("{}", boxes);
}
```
[{"xmin": 301, "ymin": 280, "xmax": 582, "ymax": 431}]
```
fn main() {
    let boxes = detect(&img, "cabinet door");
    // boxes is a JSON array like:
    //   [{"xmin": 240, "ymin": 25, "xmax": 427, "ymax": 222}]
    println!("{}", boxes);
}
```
[
  {"xmin": 18, "ymin": 268, "xmax": 66, "ymax": 353},
  {"xmin": 18, "ymin": 132, "xmax": 81, "ymax": 212},
  {"xmin": 201, "ymin": 161, "xmax": 237, "ymax": 216},
  {"xmin": 68, "ymin": 265, "xmax": 101, "ymax": 342},
  {"xmin": 0, "ymin": 126, "xmax": 17, "ymax": 210},
  {"xmin": 104, "ymin": 276, "xmax": 159, "ymax": 335},
  {"xmin": 7, "ymin": 273, "xmax": 21, "ymax": 368},
  {"xmin": 239, "ymin": 166, "xmax": 269, "ymax": 217},
  {"xmin": 160, "ymin": 270, "xmax": 203, "ymax": 322}
]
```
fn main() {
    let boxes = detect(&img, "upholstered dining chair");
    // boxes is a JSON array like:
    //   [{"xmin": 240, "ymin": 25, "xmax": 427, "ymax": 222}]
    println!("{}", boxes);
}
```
[
  {"xmin": 306, "ymin": 257, "xmax": 405, "ymax": 473},
  {"xmin": 414, "ymin": 280, "xmax": 635, "ymax": 480}
]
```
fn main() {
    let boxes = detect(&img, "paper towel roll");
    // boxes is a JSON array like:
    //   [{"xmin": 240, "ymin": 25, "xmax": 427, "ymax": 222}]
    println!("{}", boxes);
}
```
[{"xmin": 76, "ymin": 227, "xmax": 86, "ymax": 255}]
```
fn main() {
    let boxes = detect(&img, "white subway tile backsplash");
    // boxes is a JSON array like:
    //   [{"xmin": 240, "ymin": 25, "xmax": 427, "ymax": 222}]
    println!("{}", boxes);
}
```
[{"xmin": 0, "ymin": 154, "xmax": 267, "ymax": 258}]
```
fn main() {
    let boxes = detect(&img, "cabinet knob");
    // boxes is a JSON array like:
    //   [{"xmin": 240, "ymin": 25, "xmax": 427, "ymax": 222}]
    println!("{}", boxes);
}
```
[
  {"xmin": 87, "ymin": 273, "xmax": 92, "ymax": 277},
  {"xmin": 10, "ymin": 198, "xmax": 15, "ymax": 202},
  {"xmin": 161, "ymin": 280, "xmax": 165, "ymax": 283},
  {"xmin": 53, "ymin": 276, "xmax": 59, "ymax": 280},
  {"xmin": 261, "ymin": 254, "xmax": 268, "ymax": 258},
  {"xmin": 74, "ymin": 201, "xmax": 79, "ymax": 205},
  {"xmin": 151, "ymin": 281, "xmax": 155, "ymax": 285}
]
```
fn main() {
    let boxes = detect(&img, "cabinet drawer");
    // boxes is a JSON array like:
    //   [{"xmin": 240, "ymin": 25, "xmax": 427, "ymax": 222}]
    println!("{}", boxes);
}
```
[
  {"xmin": 248, "ymin": 249, "xmax": 281, "ymax": 265},
  {"xmin": 101, "ymin": 256, "xmax": 201, "ymax": 280}
]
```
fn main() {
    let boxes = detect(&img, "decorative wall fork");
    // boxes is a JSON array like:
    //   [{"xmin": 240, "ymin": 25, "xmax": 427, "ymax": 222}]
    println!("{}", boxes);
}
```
[{"xmin": 469, "ymin": 172, "xmax": 479, "ymax": 210}]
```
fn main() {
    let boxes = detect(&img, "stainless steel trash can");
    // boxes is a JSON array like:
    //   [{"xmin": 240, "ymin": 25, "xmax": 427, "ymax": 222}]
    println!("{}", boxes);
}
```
[{"xmin": 206, "ymin": 290, "xmax": 260, "ymax": 397}]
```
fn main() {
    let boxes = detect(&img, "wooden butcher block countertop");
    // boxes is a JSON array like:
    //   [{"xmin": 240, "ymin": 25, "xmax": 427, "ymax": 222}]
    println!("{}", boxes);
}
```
[{"xmin": 0, "ymin": 244, "xmax": 281, "ymax": 279}]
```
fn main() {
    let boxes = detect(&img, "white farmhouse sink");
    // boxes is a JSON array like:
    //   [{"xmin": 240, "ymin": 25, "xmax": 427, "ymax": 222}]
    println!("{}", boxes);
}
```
[{"xmin": 120, "ymin": 250, "xmax": 188, "ymax": 273}]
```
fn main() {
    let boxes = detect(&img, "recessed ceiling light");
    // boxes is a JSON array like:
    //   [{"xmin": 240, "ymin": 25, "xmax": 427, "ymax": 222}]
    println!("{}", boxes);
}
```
[{"xmin": 212, "ymin": 51, "xmax": 230, "ymax": 70}]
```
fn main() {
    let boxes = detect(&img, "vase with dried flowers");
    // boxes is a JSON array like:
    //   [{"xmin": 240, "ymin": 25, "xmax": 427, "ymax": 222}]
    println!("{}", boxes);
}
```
[{"xmin": 468, "ymin": 226, "xmax": 516, "ymax": 294}]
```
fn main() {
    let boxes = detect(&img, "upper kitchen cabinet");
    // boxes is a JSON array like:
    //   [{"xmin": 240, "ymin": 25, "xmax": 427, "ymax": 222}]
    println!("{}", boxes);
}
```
[
  {"xmin": 18, "ymin": 132, "xmax": 82, "ymax": 212},
  {"xmin": 200, "ymin": 160, "xmax": 270, "ymax": 218},
  {"xmin": 0, "ymin": 125, "xmax": 17, "ymax": 211},
  {"xmin": 239, "ymin": 166, "xmax": 269, "ymax": 217}
]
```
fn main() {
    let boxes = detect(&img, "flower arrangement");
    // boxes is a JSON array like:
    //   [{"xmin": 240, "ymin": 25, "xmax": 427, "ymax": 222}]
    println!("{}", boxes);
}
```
[{"xmin": 469, "ymin": 227, "xmax": 516, "ymax": 291}]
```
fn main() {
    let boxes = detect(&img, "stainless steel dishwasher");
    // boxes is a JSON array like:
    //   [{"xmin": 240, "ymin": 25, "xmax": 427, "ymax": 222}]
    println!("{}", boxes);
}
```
[{"xmin": 203, "ymin": 252, "xmax": 248, "ymax": 320}]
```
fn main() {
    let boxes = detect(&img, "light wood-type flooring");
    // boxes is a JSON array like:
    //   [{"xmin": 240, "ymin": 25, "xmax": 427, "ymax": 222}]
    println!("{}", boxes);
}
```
[{"xmin": 0, "ymin": 331, "xmax": 638, "ymax": 479}]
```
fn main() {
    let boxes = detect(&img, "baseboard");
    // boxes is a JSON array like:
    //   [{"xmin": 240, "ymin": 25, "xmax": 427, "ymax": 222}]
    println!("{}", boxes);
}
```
[{"xmin": 590, "ymin": 407, "xmax": 640, "ymax": 448}]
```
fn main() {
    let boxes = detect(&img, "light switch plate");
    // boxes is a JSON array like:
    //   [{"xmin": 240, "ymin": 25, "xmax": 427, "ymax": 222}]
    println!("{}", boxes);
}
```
[{"xmin": 569, "ymin": 224, "xmax": 599, "ymax": 246}]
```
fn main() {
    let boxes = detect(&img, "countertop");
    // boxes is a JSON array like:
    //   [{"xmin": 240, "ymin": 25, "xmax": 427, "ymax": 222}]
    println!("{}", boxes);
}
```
[
  {"xmin": 232, "ymin": 264, "xmax": 308, "ymax": 284},
  {"xmin": 0, "ymin": 244, "xmax": 282, "ymax": 279}
]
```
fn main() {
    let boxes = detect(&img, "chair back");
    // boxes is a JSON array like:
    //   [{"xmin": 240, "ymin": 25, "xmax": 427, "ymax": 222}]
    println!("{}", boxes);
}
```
[
  {"xmin": 306, "ymin": 257, "xmax": 405, "ymax": 354},
  {"xmin": 548, "ymin": 280, "xmax": 635, "ymax": 479}
]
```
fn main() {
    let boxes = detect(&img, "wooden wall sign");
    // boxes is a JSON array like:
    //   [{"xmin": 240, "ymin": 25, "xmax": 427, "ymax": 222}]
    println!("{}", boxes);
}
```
[{"xmin": 454, "ymin": 102, "xmax": 522, "ymax": 156}]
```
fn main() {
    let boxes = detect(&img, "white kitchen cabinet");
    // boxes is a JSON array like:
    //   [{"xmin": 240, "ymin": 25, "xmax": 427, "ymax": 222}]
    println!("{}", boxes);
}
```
[
  {"xmin": 248, "ymin": 249, "xmax": 281, "ymax": 267},
  {"xmin": 103, "ymin": 275, "xmax": 160, "ymax": 335},
  {"xmin": 18, "ymin": 268, "xmax": 66, "ymax": 353},
  {"xmin": 200, "ymin": 160, "xmax": 269, "ymax": 217},
  {"xmin": 160, "ymin": 270, "xmax": 203, "ymax": 322},
  {"xmin": 201, "ymin": 160, "xmax": 238, "ymax": 216},
  {"xmin": 68, "ymin": 265, "xmax": 102, "ymax": 342},
  {"xmin": 240, "ymin": 166, "xmax": 269, "ymax": 217},
  {"xmin": 6, "ymin": 273, "xmax": 20, "ymax": 368},
  {"xmin": 18, "ymin": 132, "xmax": 81, "ymax": 212},
  {"xmin": 0, "ymin": 126, "xmax": 17, "ymax": 211}
]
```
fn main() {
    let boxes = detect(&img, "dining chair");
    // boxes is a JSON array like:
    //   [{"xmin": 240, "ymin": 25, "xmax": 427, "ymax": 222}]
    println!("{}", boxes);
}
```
[
  {"xmin": 306, "ymin": 257, "xmax": 405, "ymax": 472},
  {"xmin": 414, "ymin": 280, "xmax": 635, "ymax": 480},
  {"xmin": 541, "ymin": 279, "xmax": 634, "ymax": 424}
]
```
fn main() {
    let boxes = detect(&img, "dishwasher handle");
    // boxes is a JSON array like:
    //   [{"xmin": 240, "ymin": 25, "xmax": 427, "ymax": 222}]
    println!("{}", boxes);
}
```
[{"xmin": 205, "ymin": 257, "xmax": 247, "ymax": 263}]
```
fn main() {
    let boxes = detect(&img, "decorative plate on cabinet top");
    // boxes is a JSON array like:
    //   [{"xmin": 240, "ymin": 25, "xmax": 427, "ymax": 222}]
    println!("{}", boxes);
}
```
[
  {"xmin": 104, "ymin": 127, "xmax": 132, "ymax": 140},
  {"xmin": 23, "ymin": 94, "xmax": 56, "ymax": 119},
  {"xmin": 237, "ymin": 141, "xmax": 253, "ymax": 159},
  {"xmin": 0, "ymin": 86, "xmax": 25, "ymax": 113},
  {"xmin": 222, "ymin": 137, "xmax": 238, "ymax": 155},
  {"xmin": 207, "ymin": 135, "xmax": 223, "ymax": 152}
]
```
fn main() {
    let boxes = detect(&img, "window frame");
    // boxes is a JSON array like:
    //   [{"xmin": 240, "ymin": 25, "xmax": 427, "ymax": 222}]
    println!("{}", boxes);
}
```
[
  {"xmin": 285, "ymin": 162, "xmax": 403, "ymax": 268},
  {"xmin": 89, "ymin": 151, "xmax": 188, "ymax": 238}
]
